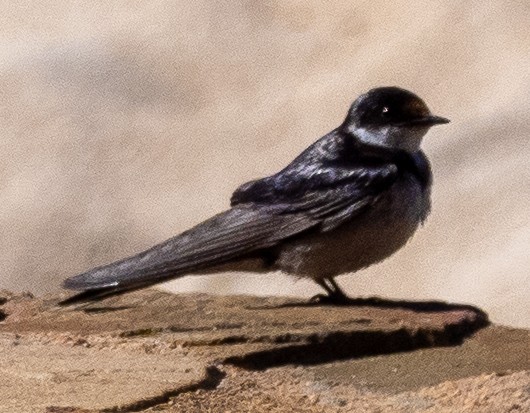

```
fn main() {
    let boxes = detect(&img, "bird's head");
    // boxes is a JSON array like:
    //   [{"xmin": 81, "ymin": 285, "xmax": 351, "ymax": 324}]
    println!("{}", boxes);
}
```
[{"xmin": 344, "ymin": 87, "xmax": 449, "ymax": 153}]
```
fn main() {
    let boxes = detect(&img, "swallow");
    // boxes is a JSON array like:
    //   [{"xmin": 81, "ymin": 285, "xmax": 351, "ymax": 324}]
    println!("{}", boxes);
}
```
[{"xmin": 60, "ymin": 86, "xmax": 449, "ymax": 306}]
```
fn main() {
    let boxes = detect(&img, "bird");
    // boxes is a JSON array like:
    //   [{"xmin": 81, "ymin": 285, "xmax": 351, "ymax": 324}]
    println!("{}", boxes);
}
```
[{"xmin": 60, "ymin": 86, "xmax": 449, "ymax": 306}]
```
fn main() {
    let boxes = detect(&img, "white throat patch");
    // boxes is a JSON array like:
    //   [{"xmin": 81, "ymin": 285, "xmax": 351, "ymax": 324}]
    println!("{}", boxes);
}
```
[{"xmin": 348, "ymin": 124, "xmax": 429, "ymax": 153}]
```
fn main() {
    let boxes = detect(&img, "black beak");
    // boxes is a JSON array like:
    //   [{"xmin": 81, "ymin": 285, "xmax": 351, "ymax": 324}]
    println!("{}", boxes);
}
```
[{"xmin": 400, "ymin": 115, "xmax": 450, "ymax": 127}]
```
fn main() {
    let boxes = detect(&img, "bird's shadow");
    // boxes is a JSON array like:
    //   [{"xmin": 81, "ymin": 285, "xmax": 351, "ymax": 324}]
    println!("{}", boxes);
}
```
[
  {"xmin": 65, "ymin": 296, "xmax": 487, "ymax": 319},
  {"xmin": 247, "ymin": 296, "xmax": 488, "ymax": 318}
]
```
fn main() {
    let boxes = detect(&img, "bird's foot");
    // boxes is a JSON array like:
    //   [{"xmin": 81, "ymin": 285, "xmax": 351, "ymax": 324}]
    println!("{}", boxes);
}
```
[{"xmin": 309, "ymin": 293, "xmax": 353, "ymax": 306}]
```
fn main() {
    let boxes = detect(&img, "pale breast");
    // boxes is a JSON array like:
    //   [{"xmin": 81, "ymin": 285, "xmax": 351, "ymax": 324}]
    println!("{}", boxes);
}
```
[{"xmin": 274, "ymin": 174, "xmax": 430, "ymax": 279}]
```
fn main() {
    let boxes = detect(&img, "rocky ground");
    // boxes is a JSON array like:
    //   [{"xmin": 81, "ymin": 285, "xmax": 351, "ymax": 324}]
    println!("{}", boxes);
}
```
[{"xmin": 0, "ymin": 289, "xmax": 528, "ymax": 412}]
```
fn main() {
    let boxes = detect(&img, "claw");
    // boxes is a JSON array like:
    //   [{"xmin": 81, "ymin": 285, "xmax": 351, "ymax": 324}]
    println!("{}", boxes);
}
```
[
  {"xmin": 309, "ymin": 294, "xmax": 329, "ymax": 304},
  {"xmin": 309, "ymin": 293, "xmax": 353, "ymax": 306}
]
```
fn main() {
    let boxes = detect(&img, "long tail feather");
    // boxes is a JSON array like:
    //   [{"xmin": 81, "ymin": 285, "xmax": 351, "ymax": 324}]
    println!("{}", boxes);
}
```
[{"xmin": 60, "ymin": 206, "xmax": 317, "ymax": 305}]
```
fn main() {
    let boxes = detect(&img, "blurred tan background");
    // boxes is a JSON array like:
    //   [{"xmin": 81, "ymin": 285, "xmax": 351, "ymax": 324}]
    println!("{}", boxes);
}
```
[{"xmin": 1, "ymin": 1, "xmax": 529, "ymax": 327}]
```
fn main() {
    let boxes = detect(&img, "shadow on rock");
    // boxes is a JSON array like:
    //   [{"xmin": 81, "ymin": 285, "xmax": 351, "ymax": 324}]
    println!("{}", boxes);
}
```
[
  {"xmin": 230, "ymin": 297, "xmax": 489, "ymax": 371},
  {"xmin": 253, "ymin": 296, "xmax": 488, "ymax": 317}
]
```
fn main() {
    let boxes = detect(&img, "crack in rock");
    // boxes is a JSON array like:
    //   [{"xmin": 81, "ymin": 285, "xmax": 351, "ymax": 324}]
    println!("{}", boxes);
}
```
[
  {"xmin": 105, "ymin": 365, "xmax": 226, "ymax": 413},
  {"xmin": 45, "ymin": 366, "xmax": 226, "ymax": 413}
]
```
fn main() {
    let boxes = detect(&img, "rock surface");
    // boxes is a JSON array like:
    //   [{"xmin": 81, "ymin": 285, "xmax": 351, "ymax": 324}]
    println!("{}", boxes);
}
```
[{"xmin": 0, "ymin": 289, "xmax": 528, "ymax": 412}]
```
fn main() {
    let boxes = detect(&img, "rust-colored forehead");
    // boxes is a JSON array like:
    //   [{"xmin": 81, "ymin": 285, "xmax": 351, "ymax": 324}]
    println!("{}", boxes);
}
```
[{"xmin": 405, "ymin": 98, "xmax": 430, "ymax": 117}]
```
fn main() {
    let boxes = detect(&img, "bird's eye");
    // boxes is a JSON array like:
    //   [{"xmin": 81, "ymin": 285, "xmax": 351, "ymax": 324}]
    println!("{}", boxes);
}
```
[{"xmin": 382, "ymin": 106, "xmax": 389, "ymax": 114}]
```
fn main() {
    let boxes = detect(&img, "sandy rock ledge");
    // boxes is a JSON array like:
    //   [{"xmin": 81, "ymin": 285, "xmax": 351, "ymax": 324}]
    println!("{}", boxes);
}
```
[{"xmin": 0, "ymin": 289, "xmax": 528, "ymax": 412}]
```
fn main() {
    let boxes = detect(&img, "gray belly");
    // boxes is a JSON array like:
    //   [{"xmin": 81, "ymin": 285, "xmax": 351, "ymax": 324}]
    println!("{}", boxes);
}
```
[{"xmin": 274, "ymin": 175, "xmax": 430, "ymax": 279}]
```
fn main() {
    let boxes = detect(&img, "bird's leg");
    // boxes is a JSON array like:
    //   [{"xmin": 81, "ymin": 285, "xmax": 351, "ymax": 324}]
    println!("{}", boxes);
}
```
[
  {"xmin": 311, "ymin": 277, "xmax": 352, "ymax": 305},
  {"xmin": 327, "ymin": 278, "xmax": 350, "ymax": 300},
  {"xmin": 313, "ymin": 278, "xmax": 335, "ymax": 295}
]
